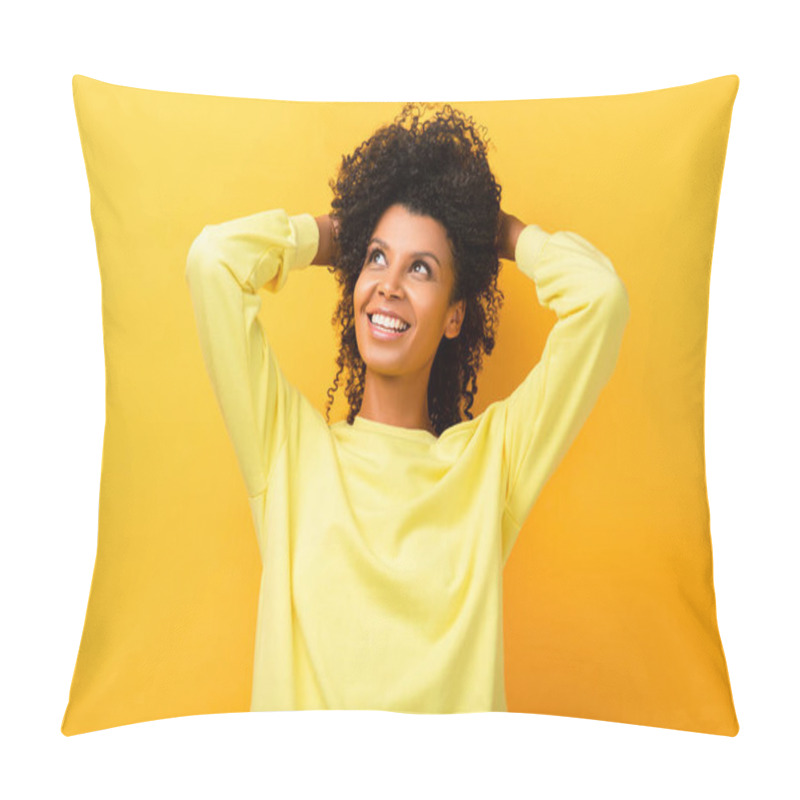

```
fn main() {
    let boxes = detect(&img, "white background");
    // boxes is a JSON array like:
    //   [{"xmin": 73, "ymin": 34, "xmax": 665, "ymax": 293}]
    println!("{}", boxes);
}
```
[{"xmin": 2, "ymin": 0, "xmax": 797, "ymax": 797}]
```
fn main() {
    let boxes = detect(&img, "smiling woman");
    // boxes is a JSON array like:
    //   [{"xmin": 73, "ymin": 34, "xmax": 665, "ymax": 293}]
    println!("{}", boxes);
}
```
[
  {"xmin": 353, "ymin": 204, "xmax": 464, "ymax": 434},
  {"xmin": 321, "ymin": 103, "xmax": 511, "ymax": 437},
  {"xmin": 184, "ymin": 102, "xmax": 630, "ymax": 713}
]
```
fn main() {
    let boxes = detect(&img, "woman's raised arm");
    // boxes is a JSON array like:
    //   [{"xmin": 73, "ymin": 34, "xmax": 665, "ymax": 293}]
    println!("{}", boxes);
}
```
[
  {"xmin": 500, "ymin": 221, "xmax": 630, "ymax": 562},
  {"xmin": 312, "ymin": 213, "xmax": 339, "ymax": 266},
  {"xmin": 497, "ymin": 209, "xmax": 526, "ymax": 262},
  {"xmin": 185, "ymin": 208, "xmax": 320, "ymax": 499}
]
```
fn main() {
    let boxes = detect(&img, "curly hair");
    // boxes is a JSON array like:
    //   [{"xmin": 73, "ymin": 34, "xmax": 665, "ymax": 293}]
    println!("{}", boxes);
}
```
[{"xmin": 322, "ymin": 102, "xmax": 505, "ymax": 437}]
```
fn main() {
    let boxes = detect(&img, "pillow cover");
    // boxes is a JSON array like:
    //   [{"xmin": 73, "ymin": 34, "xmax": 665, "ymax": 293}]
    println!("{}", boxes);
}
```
[{"xmin": 62, "ymin": 74, "xmax": 739, "ymax": 736}]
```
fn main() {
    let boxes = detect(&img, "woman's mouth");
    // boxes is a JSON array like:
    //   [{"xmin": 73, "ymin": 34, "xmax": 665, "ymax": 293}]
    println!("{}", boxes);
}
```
[{"xmin": 367, "ymin": 313, "xmax": 411, "ymax": 341}]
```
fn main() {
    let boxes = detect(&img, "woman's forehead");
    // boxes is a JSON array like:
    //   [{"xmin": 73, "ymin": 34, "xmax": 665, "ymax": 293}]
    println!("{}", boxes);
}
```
[{"xmin": 371, "ymin": 205, "xmax": 452, "ymax": 258}]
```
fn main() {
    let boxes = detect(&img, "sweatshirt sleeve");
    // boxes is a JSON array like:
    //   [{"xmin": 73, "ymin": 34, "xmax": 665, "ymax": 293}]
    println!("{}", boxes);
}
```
[
  {"xmin": 501, "ymin": 224, "xmax": 630, "ymax": 547},
  {"xmin": 184, "ymin": 207, "xmax": 320, "ymax": 499}
]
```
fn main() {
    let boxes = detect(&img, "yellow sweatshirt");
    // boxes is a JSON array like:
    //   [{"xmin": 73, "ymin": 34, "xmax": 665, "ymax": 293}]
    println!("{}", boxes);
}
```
[{"xmin": 185, "ymin": 207, "xmax": 630, "ymax": 713}]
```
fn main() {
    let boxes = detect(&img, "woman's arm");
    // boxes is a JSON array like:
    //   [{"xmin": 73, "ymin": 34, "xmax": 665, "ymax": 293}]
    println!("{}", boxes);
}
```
[
  {"xmin": 312, "ymin": 214, "xmax": 339, "ymax": 266},
  {"xmin": 500, "ymin": 220, "xmax": 630, "ymax": 561},
  {"xmin": 497, "ymin": 209, "xmax": 526, "ymax": 262},
  {"xmin": 185, "ymin": 208, "xmax": 320, "ymax": 499}
]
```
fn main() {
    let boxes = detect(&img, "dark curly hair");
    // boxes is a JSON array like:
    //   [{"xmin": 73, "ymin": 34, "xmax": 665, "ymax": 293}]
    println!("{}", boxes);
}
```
[{"xmin": 322, "ymin": 102, "xmax": 505, "ymax": 436}]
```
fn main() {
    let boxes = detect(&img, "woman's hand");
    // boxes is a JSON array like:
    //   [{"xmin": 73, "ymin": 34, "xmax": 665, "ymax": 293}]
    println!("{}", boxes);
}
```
[
  {"xmin": 497, "ymin": 210, "xmax": 526, "ymax": 262},
  {"xmin": 312, "ymin": 214, "xmax": 340, "ymax": 266}
]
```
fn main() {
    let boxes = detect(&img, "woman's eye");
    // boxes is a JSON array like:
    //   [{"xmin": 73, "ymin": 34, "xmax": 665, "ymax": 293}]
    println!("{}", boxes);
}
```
[{"xmin": 367, "ymin": 249, "xmax": 430, "ymax": 276}]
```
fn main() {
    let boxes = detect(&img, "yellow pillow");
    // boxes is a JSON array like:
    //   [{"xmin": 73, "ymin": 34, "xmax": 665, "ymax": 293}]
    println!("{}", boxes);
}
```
[{"xmin": 62, "ymin": 74, "xmax": 739, "ymax": 736}]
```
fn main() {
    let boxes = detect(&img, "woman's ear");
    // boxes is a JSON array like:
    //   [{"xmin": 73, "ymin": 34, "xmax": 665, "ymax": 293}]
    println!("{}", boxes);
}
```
[{"xmin": 446, "ymin": 299, "xmax": 466, "ymax": 338}]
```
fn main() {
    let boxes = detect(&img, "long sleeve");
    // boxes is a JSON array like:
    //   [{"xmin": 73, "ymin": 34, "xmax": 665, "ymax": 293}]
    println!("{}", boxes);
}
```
[
  {"xmin": 501, "ymin": 224, "xmax": 630, "ymax": 545},
  {"xmin": 185, "ymin": 208, "xmax": 320, "ymax": 499}
]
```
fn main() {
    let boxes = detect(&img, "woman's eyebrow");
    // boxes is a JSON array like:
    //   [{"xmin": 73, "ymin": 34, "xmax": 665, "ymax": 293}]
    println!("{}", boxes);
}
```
[{"xmin": 368, "ymin": 237, "xmax": 441, "ymax": 267}]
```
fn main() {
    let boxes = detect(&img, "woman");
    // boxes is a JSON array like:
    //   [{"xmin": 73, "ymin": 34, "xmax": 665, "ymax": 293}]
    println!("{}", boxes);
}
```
[{"xmin": 185, "ymin": 103, "xmax": 630, "ymax": 714}]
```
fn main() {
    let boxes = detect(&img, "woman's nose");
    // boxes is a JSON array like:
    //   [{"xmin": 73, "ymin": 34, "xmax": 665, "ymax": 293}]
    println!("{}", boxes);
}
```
[{"xmin": 380, "ymin": 275, "xmax": 403, "ymax": 297}]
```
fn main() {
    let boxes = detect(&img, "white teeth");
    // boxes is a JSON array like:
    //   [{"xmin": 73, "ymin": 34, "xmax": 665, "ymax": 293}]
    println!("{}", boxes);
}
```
[{"xmin": 370, "ymin": 313, "xmax": 409, "ymax": 331}]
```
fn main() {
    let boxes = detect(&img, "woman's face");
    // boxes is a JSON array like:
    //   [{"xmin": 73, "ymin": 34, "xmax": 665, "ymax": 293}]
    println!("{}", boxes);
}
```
[{"xmin": 353, "ymin": 203, "xmax": 465, "ymax": 378}]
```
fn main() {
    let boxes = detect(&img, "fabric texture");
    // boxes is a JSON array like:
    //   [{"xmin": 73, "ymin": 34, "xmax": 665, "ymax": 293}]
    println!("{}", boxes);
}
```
[
  {"xmin": 185, "ymin": 208, "xmax": 629, "ymax": 712},
  {"xmin": 62, "ymin": 74, "xmax": 740, "ymax": 736}
]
